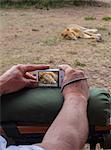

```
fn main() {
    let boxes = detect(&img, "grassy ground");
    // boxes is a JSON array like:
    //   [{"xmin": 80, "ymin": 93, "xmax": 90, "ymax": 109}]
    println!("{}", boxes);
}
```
[{"xmin": 0, "ymin": 4, "xmax": 111, "ymax": 93}]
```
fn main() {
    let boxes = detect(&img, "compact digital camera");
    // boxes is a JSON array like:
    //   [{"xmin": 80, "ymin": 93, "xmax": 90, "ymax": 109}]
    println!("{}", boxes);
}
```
[{"xmin": 33, "ymin": 69, "xmax": 64, "ymax": 87}]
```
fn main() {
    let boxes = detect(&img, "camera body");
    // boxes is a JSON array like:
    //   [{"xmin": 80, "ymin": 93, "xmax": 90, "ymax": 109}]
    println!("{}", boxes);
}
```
[{"xmin": 33, "ymin": 69, "xmax": 64, "ymax": 87}]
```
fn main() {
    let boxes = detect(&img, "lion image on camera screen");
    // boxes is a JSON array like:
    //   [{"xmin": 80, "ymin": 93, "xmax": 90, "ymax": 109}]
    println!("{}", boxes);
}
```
[{"xmin": 39, "ymin": 72, "xmax": 58, "ymax": 85}]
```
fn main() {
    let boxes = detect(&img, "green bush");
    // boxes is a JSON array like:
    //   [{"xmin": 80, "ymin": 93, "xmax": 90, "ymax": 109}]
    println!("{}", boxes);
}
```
[
  {"xmin": 85, "ymin": 16, "xmax": 96, "ymax": 20},
  {"xmin": 102, "ymin": 16, "xmax": 111, "ymax": 21},
  {"xmin": 0, "ymin": 0, "xmax": 103, "ymax": 9}
]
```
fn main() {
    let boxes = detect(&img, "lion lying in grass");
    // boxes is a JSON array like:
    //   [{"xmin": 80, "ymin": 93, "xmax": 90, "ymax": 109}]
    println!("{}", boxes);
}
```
[
  {"xmin": 61, "ymin": 24, "xmax": 102, "ymax": 42},
  {"xmin": 39, "ymin": 72, "xmax": 58, "ymax": 84}
]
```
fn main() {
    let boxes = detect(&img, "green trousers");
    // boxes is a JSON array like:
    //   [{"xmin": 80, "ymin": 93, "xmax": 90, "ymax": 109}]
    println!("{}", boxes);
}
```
[{"xmin": 0, "ymin": 87, "xmax": 111, "ymax": 126}]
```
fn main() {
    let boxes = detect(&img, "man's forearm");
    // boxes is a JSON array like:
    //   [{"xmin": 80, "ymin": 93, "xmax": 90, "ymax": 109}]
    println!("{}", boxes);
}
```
[
  {"xmin": 0, "ymin": 76, "xmax": 6, "ymax": 94},
  {"xmin": 40, "ymin": 94, "xmax": 88, "ymax": 150},
  {"xmin": 0, "ymin": 75, "xmax": 10, "ymax": 94}
]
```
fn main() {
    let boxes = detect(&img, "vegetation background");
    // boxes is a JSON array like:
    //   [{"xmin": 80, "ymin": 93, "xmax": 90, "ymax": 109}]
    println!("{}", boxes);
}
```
[{"xmin": 0, "ymin": 0, "xmax": 110, "ymax": 8}]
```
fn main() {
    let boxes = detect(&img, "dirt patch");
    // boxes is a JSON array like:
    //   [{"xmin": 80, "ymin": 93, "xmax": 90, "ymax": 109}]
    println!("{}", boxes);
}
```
[{"xmin": 0, "ymin": 6, "xmax": 111, "ymax": 92}]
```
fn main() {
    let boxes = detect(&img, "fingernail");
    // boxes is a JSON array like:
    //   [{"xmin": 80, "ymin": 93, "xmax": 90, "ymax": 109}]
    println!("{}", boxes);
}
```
[{"xmin": 33, "ymin": 76, "xmax": 37, "ymax": 80}]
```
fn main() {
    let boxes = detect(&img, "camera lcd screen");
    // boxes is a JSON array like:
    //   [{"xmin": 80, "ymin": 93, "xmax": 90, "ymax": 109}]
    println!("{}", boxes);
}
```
[{"xmin": 38, "ymin": 71, "xmax": 59, "ymax": 87}]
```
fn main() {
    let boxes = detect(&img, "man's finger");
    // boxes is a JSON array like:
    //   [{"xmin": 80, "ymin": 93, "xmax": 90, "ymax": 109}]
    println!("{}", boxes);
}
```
[
  {"xmin": 20, "ymin": 64, "xmax": 49, "ymax": 73},
  {"xmin": 25, "ymin": 72, "xmax": 37, "ymax": 80}
]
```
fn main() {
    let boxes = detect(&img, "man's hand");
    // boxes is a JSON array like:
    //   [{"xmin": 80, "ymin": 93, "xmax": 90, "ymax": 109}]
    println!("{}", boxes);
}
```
[
  {"xmin": 0, "ymin": 64, "xmax": 49, "ymax": 95},
  {"xmin": 59, "ymin": 64, "xmax": 89, "ymax": 101}
]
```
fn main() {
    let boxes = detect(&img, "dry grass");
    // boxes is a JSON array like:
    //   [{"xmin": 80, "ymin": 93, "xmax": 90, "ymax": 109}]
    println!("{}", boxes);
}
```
[{"xmin": 0, "ymin": 6, "xmax": 111, "ymax": 93}]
